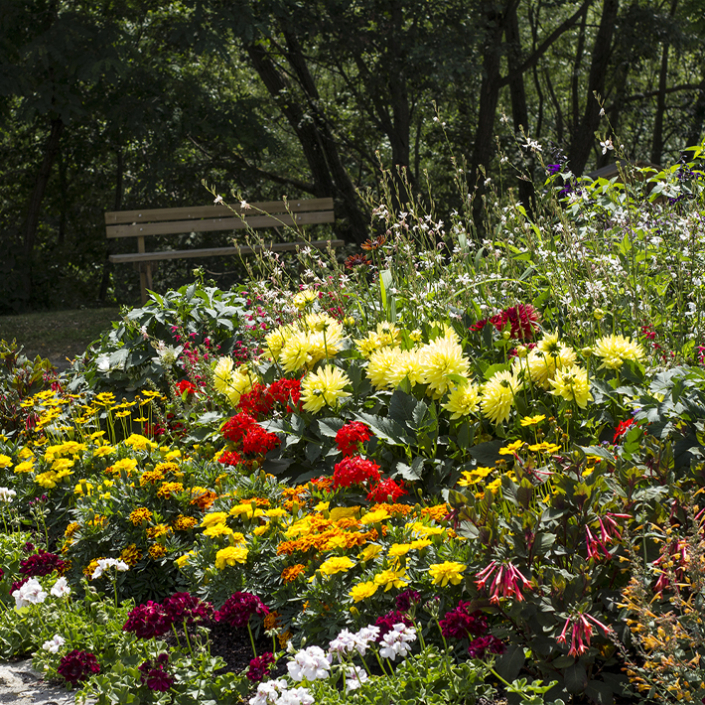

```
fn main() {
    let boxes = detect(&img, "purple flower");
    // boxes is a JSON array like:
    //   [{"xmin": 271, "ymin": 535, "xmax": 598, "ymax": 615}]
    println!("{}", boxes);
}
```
[
  {"xmin": 214, "ymin": 592, "xmax": 269, "ymax": 629},
  {"xmin": 546, "ymin": 163, "xmax": 562, "ymax": 176},
  {"xmin": 57, "ymin": 650, "xmax": 101, "ymax": 686},
  {"xmin": 123, "ymin": 602, "xmax": 173, "ymax": 639}
]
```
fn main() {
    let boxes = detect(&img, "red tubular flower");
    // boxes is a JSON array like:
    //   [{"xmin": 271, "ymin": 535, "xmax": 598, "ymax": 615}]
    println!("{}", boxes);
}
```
[
  {"xmin": 585, "ymin": 525, "xmax": 611, "ymax": 561},
  {"xmin": 332, "ymin": 456, "xmax": 381, "ymax": 489},
  {"xmin": 57, "ymin": 650, "xmax": 101, "ymax": 686},
  {"xmin": 221, "ymin": 413, "xmax": 257, "ymax": 444},
  {"xmin": 336, "ymin": 422, "xmax": 372, "ymax": 456},
  {"xmin": 475, "ymin": 560, "xmax": 532, "ymax": 604},
  {"xmin": 367, "ymin": 478, "xmax": 407, "ymax": 503},
  {"xmin": 557, "ymin": 613, "xmax": 612, "ymax": 657}
]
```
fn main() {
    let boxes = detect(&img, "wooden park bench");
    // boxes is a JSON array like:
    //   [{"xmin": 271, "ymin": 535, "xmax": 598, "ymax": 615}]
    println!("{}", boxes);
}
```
[{"xmin": 105, "ymin": 197, "xmax": 342, "ymax": 304}]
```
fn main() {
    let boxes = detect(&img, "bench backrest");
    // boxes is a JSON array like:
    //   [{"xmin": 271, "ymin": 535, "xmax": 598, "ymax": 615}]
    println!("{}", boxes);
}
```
[{"xmin": 104, "ymin": 197, "xmax": 335, "ymax": 239}]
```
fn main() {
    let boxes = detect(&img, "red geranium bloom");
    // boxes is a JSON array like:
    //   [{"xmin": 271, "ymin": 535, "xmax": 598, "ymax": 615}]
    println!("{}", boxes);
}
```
[
  {"xmin": 175, "ymin": 379, "xmax": 198, "ymax": 397},
  {"xmin": 218, "ymin": 450, "xmax": 244, "ymax": 467},
  {"xmin": 266, "ymin": 378, "xmax": 302, "ymax": 412},
  {"xmin": 238, "ymin": 383, "xmax": 273, "ymax": 419},
  {"xmin": 222, "ymin": 412, "xmax": 257, "ymax": 444},
  {"xmin": 242, "ymin": 425, "xmax": 280, "ymax": 456},
  {"xmin": 367, "ymin": 478, "xmax": 407, "ymax": 503},
  {"xmin": 336, "ymin": 422, "xmax": 372, "ymax": 457},
  {"xmin": 333, "ymin": 456, "xmax": 381, "ymax": 488},
  {"xmin": 57, "ymin": 650, "xmax": 101, "ymax": 686}
]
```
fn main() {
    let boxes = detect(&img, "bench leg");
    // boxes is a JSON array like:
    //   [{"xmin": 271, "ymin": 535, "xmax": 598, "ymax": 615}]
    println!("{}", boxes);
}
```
[{"xmin": 139, "ymin": 269, "xmax": 148, "ymax": 306}]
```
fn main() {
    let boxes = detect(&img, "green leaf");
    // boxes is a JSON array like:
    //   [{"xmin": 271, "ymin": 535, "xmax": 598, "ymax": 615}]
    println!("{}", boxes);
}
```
[
  {"xmin": 356, "ymin": 412, "xmax": 414, "ymax": 446},
  {"xmin": 564, "ymin": 663, "xmax": 588, "ymax": 694},
  {"xmin": 494, "ymin": 644, "xmax": 525, "ymax": 682}
]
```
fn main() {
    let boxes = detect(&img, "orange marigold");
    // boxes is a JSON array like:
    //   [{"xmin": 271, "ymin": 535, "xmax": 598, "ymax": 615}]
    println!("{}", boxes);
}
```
[
  {"xmin": 281, "ymin": 564, "xmax": 307, "ymax": 582},
  {"xmin": 64, "ymin": 522, "xmax": 81, "ymax": 538},
  {"xmin": 129, "ymin": 507, "xmax": 153, "ymax": 525},
  {"xmin": 173, "ymin": 515, "xmax": 198, "ymax": 531},
  {"xmin": 421, "ymin": 504, "xmax": 450, "ymax": 522},
  {"xmin": 156, "ymin": 482, "xmax": 184, "ymax": 500},
  {"xmin": 120, "ymin": 544, "xmax": 143, "ymax": 566},
  {"xmin": 140, "ymin": 469, "xmax": 166, "ymax": 486},
  {"xmin": 84, "ymin": 558, "xmax": 103, "ymax": 578},
  {"xmin": 149, "ymin": 544, "xmax": 167, "ymax": 559},
  {"xmin": 146, "ymin": 523, "xmax": 172, "ymax": 538},
  {"xmin": 153, "ymin": 462, "xmax": 179, "ymax": 474},
  {"xmin": 370, "ymin": 503, "xmax": 414, "ymax": 517},
  {"xmin": 264, "ymin": 611, "xmax": 282, "ymax": 631},
  {"xmin": 190, "ymin": 489, "xmax": 218, "ymax": 510}
]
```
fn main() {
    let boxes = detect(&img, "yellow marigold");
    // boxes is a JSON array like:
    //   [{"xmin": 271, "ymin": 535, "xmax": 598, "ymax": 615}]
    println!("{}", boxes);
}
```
[
  {"xmin": 360, "ymin": 508, "xmax": 390, "ymax": 525},
  {"xmin": 263, "ymin": 610, "xmax": 282, "ymax": 631},
  {"xmin": 349, "ymin": 581, "xmax": 379, "ymax": 602},
  {"xmin": 548, "ymin": 365, "xmax": 593, "ymax": 408},
  {"xmin": 200, "ymin": 512, "xmax": 229, "ymax": 528},
  {"xmin": 146, "ymin": 523, "xmax": 172, "ymax": 538},
  {"xmin": 19, "ymin": 447, "xmax": 34, "ymax": 460},
  {"xmin": 149, "ymin": 544, "xmax": 167, "ymax": 559},
  {"xmin": 442, "ymin": 379, "xmax": 480, "ymax": 419},
  {"xmin": 140, "ymin": 469, "xmax": 165, "ymax": 486},
  {"xmin": 153, "ymin": 462, "xmax": 179, "ymax": 475},
  {"xmin": 429, "ymin": 561, "xmax": 467, "ymax": 587},
  {"xmin": 409, "ymin": 539, "xmax": 432, "ymax": 550},
  {"xmin": 407, "ymin": 522, "xmax": 444, "ymax": 537},
  {"xmin": 156, "ymin": 482, "xmax": 183, "ymax": 500},
  {"xmin": 301, "ymin": 365, "xmax": 351, "ymax": 413},
  {"xmin": 93, "ymin": 445, "xmax": 115, "ymax": 458},
  {"xmin": 124, "ymin": 434, "xmax": 158, "ymax": 451},
  {"xmin": 64, "ymin": 522, "xmax": 81, "ymax": 538},
  {"xmin": 481, "ymin": 370, "xmax": 521, "ymax": 424},
  {"xmin": 215, "ymin": 545, "xmax": 249, "ymax": 569},
  {"xmin": 14, "ymin": 461, "xmax": 34, "ymax": 474},
  {"xmin": 593, "ymin": 334, "xmax": 645, "ymax": 370},
  {"xmin": 106, "ymin": 457, "xmax": 137, "ymax": 476},
  {"xmin": 418, "ymin": 337, "xmax": 470, "ymax": 399},
  {"xmin": 389, "ymin": 543, "xmax": 413, "ymax": 558},
  {"xmin": 203, "ymin": 524, "xmax": 234, "ymax": 538},
  {"xmin": 318, "ymin": 556, "xmax": 355, "ymax": 576},
  {"xmin": 175, "ymin": 551, "xmax": 196, "ymax": 568},
  {"xmin": 366, "ymin": 347, "xmax": 403, "ymax": 390},
  {"xmin": 265, "ymin": 508, "xmax": 288, "ymax": 520},
  {"xmin": 374, "ymin": 568, "xmax": 408, "ymax": 591},
  {"xmin": 120, "ymin": 544, "xmax": 143, "ymax": 566},
  {"xmin": 35, "ymin": 471, "xmax": 58, "ymax": 489},
  {"xmin": 88, "ymin": 515, "xmax": 106, "ymax": 528},
  {"xmin": 173, "ymin": 515, "xmax": 198, "ymax": 531},
  {"xmin": 358, "ymin": 544, "xmax": 384, "ymax": 561},
  {"xmin": 281, "ymin": 564, "xmax": 307, "ymax": 582},
  {"xmin": 129, "ymin": 507, "xmax": 153, "ymax": 525}
]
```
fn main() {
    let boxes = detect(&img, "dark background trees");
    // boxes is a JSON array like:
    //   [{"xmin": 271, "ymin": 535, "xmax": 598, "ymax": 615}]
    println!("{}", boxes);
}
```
[{"xmin": 1, "ymin": 0, "xmax": 704, "ymax": 312}]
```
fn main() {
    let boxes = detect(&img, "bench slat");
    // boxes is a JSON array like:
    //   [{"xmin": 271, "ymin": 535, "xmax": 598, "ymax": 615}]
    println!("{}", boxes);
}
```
[
  {"xmin": 109, "ymin": 239, "xmax": 345, "ymax": 264},
  {"xmin": 104, "ymin": 198, "xmax": 334, "ymax": 225},
  {"xmin": 106, "ymin": 210, "xmax": 335, "ymax": 239}
]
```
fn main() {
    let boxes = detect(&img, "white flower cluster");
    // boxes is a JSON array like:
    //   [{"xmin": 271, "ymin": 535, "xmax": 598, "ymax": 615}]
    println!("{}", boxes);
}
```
[
  {"xmin": 378, "ymin": 623, "xmax": 417, "ymax": 661},
  {"xmin": 92, "ymin": 558, "xmax": 129, "ymax": 579},
  {"xmin": 287, "ymin": 645, "xmax": 330, "ymax": 681},
  {"xmin": 0, "ymin": 487, "xmax": 16, "ymax": 503},
  {"xmin": 42, "ymin": 634, "xmax": 65, "ymax": 653},
  {"xmin": 327, "ymin": 625, "xmax": 379, "ymax": 662},
  {"xmin": 250, "ymin": 679, "xmax": 313, "ymax": 705},
  {"xmin": 12, "ymin": 578, "xmax": 47, "ymax": 609},
  {"xmin": 51, "ymin": 577, "xmax": 71, "ymax": 598}
]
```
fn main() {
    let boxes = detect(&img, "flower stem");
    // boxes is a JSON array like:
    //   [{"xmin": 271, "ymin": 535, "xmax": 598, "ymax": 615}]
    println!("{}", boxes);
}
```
[{"xmin": 247, "ymin": 622, "xmax": 258, "ymax": 659}]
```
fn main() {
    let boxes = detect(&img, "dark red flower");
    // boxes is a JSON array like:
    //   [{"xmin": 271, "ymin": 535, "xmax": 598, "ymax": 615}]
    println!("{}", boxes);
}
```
[
  {"xmin": 19, "ymin": 550, "xmax": 67, "ymax": 577},
  {"xmin": 123, "ymin": 602, "xmax": 173, "ymax": 639},
  {"xmin": 10, "ymin": 578, "xmax": 28, "ymax": 594},
  {"xmin": 214, "ymin": 592, "xmax": 269, "ymax": 629},
  {"xmin": 139, "ymin": 653, "xmax": 174, "ymax": 692},
  {"xmin": 467, "ymin": 635, "xmax": 505, "ymax": 659},
  {"xmin": 374, "ymin": 610, "xmax": 413, "ymax": 642},
  {"xmin": 395, "ymin": 589, "xmax": 421, "ymax": 612},
  {"xmin": 613, "ymin": 418, "xmax": 635, "ymax": 444},
  {"xmin": 336, "ymin": 422, "xmax": 372, "ymax": 457},
  {"xmin": 57, "ymin": 650, "xmax": 101, "ymax": 686},
  {"xmin": 161, "ymin": 592, "xmax": 213, "ymax": 627},
  {"xmin": 0, "ymin": 568, "xmax": 4, "ymax": 581},
  {"xmin": 470, "ymin": 304, "xmax": 540, "ymax": 341},
  {"xmin": 440, "ymin": 601, "xmax": 488, "ymax": 639},
  {"xmin": 333, "ymin": 456, "xmax": 381, "ymax": 489},
  {"xmin": 246, "ymin": 652, "xmax": 276, "ymax": 682},
  {"xmin": 367, "ymin": 478, "xmax": 407, "ymax": 503}
]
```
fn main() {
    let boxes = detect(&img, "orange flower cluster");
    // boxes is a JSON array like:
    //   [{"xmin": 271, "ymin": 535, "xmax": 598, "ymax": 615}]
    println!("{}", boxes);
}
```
[
  {"xmin": 277, "ymin": 527, "xmax": 380, "ymax": 556},
  {"xmin": 190, "ymin": 489, "xmax": 217, "ymax": 510},
  {"xmin": 173, "ymin": 515, "xmax": 198, "ymax": 531},
  {"xmin": 281, "ymin": 564, "xmax": 307, "ymax": 582},
  {"xmin": 156, "ymin": 482, "xmax": 183, "ymax": 499},
  {"xmin": 120, "ymin": 544, "xmax": 143, "ymax": 566},
  {"xmin": 140, "ymin": 469, "xmax": 166, "ymax": 486}
]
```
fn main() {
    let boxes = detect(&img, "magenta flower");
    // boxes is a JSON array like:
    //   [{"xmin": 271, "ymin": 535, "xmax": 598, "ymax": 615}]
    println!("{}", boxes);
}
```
[
  {"xmin": 475, "ymin": 560, "xmax": 532, "ymax": 604},
  {"xmin": 557, "ymin": 613, "xmax": 612, "ymax": 657},
  {"xmin": 395, "ymin": 589, "xmax": 421, "ymax": 612},
  {"xmin": 467, "ymin": 634, "xmax": 506, "ymax": 658},
  {"xmin": 162, "ymin": 592, "xmax": 213, "ymax": 627},
  {"xmin": 214, "ymin": 592, "xmax": 269, "ymax": 629},
  {"xmin": 57, "ymin": 650, "xmax": 101, "ymax": 686}
]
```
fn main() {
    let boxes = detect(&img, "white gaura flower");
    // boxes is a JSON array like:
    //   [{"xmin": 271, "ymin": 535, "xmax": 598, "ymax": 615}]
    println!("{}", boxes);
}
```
[
  {"xmin": 13, "ymin": 578, "xmax": 47, "ymax": 609},
  {"xmin": 287, "ymin": 645, "xmax": 331, "ymax": 681},
  {"xmin": 42, "ymin": 634, "xmax": 65, "ymax": 653},
  {"xmin": 50, "ymin": 577, "xmax": 71, "ymax": 598}
]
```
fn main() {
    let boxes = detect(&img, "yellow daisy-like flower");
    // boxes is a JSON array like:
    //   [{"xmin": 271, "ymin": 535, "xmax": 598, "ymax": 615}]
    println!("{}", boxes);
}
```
[
  {"xmin": 499, "ymin": 440, "xmax": 524, "ymax": 455},
  {"xmin": 215, "ymin": 545, "xmax": 249, "ymax": 569},
  {"xmin": 528, "ymin": 442, "xmax": 562, "ymax": 454},
  {"xmin": 386, "ymin": 348, "xmax": 425, "ymax": 388},
  {"xmin": 301, "ymin": 365, "xmax": 351, "ymax": 413},
  {"xmin": 14, "ymin": 461, "xmax": 34, "ymax": 474},
  {"xmin": 442, "ymin": 378, "xmax": 480, "ymax": 419},
  {"xmin": 124, "ymin": 434, "xmax": 157, "ymax": 451},
  {"xmin": 0, "ymin": 454, "xmax": 12, "ymax": 469},
  {"xmin": 418, "ymin": 337, "xmax": 470, "ymax": 399},
  {"xmin": 593, "ymin": 334, "xmax": 645, "ymax": 370},
  {"xmin": 548, "ymin": 365, "xmax": 593, "ymax": 408},
  {"xmin": 481, "ymin": 370, "xmax": 521, "ymax": 424},
  {"xmin": 457, "ymin": 466, "xmax": 494, "ymax": 486},
  {"xmin": 429, "ymin": 561, "xmax": 467, "ymax": 587},
  {"xmin": 374, "ymin": 568, "xmax": 408, "ymax": 591},
  {"xmin": 349, "ymin": 581, "xmax": 379, "ymax": 602},
  {"xmin": 520, "ymin": 414, "xmax": 546, "ymax": 426},
  {"xmin": 318, "ymin": 556, "xmax": 355, "ymax": 576},
  {"xmin": 367, "ymin": 347, "xmax": 403, "ymax": 390}
]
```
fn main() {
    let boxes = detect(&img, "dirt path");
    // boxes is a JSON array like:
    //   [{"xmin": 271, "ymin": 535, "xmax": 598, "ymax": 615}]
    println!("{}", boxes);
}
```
[{"xmin": 0, "ymin": 660, "xmax": 79, "ymax": 705}]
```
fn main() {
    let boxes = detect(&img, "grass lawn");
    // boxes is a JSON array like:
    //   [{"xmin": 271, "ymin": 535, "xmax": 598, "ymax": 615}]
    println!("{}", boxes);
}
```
[{"xmin": 0, "ymin": 308, "xmax": 120, "ymax": 368}]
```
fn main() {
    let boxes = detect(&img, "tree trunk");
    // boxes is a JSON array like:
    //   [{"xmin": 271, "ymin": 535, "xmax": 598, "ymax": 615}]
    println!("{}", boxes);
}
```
[
  {"xmin": 568, "ymin": 0, "xmax": 620, "ymax": 175},
  {"xmin": 23, "ymin": 117, "xmax": 63, "ymax": 258},
  {"xmin": 505, "ymin": 3, "xmax": 535, "ymax": 212},
  {"xmin": 685, "ymin": 75, "xmax": 705, "ymax": 148},
  {"xmin": 651, "ymin": 0, "xmax": 678, "ymax": 165}
]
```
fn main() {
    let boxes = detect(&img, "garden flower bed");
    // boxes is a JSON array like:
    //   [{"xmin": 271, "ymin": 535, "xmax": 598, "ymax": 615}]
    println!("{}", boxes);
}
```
[{"xmin": 2, "ymin": 150, "xmax": 705, "ymax": 704}]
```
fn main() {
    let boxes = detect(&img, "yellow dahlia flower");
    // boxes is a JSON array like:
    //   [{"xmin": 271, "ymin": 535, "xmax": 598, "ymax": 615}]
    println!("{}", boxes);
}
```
[
  {"xmin": 293, "ymin": 289, "xmax": 318, "ymax": 310},
  {"xmin": 367, "ymin": 347, "xmax": 403, "ymax": 389},
  {"xmin": 593, "ymin": 334, "xmax": 645, "ymax": 370},
  {"xmin": 519, "ymin": 345, "xmax": 576, "ymax": 389},
  {"xmin": 301, "ymin": 365, "xmax": 351, "ymax": 412},
  {"xmin": 548, "ymin": 365, "xmax": 593, "ymax": 408},
  {"xmin": 280, "ymin": 331, "xmax": 314, "ymax": 373},
  {"xmin": 481, "ymin": 370, "xmax": 521, "ymax": 424},
  {"xmin": 355, "ymin": 332, "xmax": 384, "ymax": 358},
  {"xmin": 386, "ymin": 349, "xmax": 424, "ymax": 388},
  {"xmin": 213, "ymin": 356, "xmax": 235, "ymax": 393},
  {"xmin": 419, "ymin": 337, "xmax": 470, "ymax": 399},
  {"xmin": 442, "ymin": 378, "xmax": 480, "ymax": 419}
]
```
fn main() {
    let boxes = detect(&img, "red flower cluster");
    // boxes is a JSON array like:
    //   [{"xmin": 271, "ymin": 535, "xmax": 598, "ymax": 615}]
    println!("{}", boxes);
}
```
[
  {"xmin": 218, "ymin": 450, "xmax": 244, "ymax": 467},
  {"xmin": 221, "ymin": 412, "xmax": 280, "ymax": 459},
  {"xmin": 175, "ymin": 379, "xmax": 198, "ymax": 397},
  {"xmin": 19, "ymin": 549, "xmax": 67, "ymax": 577},
  {"xmin": 238, "ymin": 379, "xmax": 302, "ymax": 419},
  {"xmin": 395, "ymin": 589, "xmax": 421, "ymax": 612},
  {"xmin": 139, "ymin": 653, "xmax": 174, "ymax": 692},
  {"xmin": 367, "ymin": 478, "xmax": 407, "ymax": 503},
  {"xmin": 470, "ymin": 304, "xmax": 540, "ymax": 341},
  {"xmin": 57, "ymin": 650, "xmax": 101, "ymax": 686},
  {"xmin": 374, "ymin": 610, "xmax": 413, "ymax": 641},
  {"xmin": 440, "ymin": 601, "xmax": 488, "ymax": 639},
  {"xmin": 214, "ymin": 591, "xmax": 269, "ymax": 629},
  {"xmin": 333, "ymin": 456, "xmax": 381, "ymax": 489},
  {"xmin": 613, "ymin": 418, "xmax": 635, "ymax": 444},
  {"xmin": 467, "ymin": 634, "xmax": 506, "ymax": 659},
  {"xmin": 162, "ymin": 592, "xmax": 213, "ymax": 627},
  {"xmin": 336, "ymin": 422, "xmax": 372, "ymax": 456},
  {"xmin": 246, "ymin": 652, "xmax": 276, "ymax": 682},
  {"xmin": 124, "ymin": 593, "xmax": 213, "ymax": 639},
  {"xmin": 222, "ymin": 413, "xmax": 257, "ymax": 443}
]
